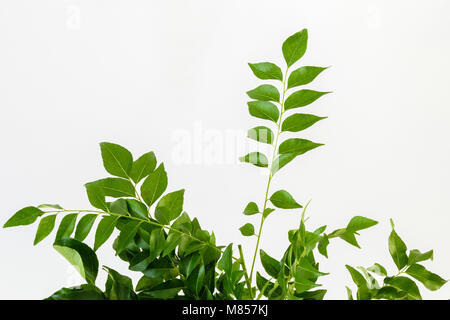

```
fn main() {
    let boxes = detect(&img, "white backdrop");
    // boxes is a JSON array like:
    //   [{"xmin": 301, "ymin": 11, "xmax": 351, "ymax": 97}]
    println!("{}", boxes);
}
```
[{"xmin": 0, "ymin": 0, "xmax": 449, "ymax": 299}]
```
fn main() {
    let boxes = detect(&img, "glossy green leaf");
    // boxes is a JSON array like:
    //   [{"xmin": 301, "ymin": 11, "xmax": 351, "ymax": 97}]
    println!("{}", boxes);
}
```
[
  {"xmin": 271, "ymin": 152, "xmax": 298, "ymax": 174},
  {"xmin": 346, "ymin": 286, "xmax": 353, "ymax": 300},
  {"xmin": 248, "ymin": 62, "xmax": 283, "ymax": 81},
  {"xmin": 374, "ymin": 286, "xmax": 407, "ymax": 300},
  {"xmin": 74, "ymin": 214, "xmax": 97, "ymax": 241},
  {"xmin": 104, "ymin": 266, "xmax": 137, "ymax": 300},
  {"xmin": 126, "ymin": 199, "xmax": 149, "ymax": 220},
  {"xmin": 239, "ymin": 152, "xmax": 269, "ymax": 168},
  {"xmin": 282, "ymin": 29, "xmax": 308, "ymax": 67},
  {"xmin": 247, "ymin": 126, "xmax": 274, "ymax": 144},
  {"xmin": 218, "ymin": 244, "xmax": 233, "ymax": 275},
  {"xmin": 405, "ymin": 264, "xmax": 447, "ymax": 291},
  {"xmin": 367, "ymin": 263, "xmax": 387, "ymax": 277},
  {"xmin": 54, "ymin": 238, "xmax": 99, "ymax": 284},
  {"xmin": 46, "ymin": 284, "xmax": 105, "ymax": 300},
  {"xmin": 247, "ymin": 84, "xmax": 280, "ymax": 102},
  {"xmin": 279, "ymin": 138, "xmax": 323, "ymax": 155},
  {"xmin": 85, "ymin": 184, "xmax": 108, "ymax": 212},
  {"xmin": 100, "ymin": 142, "xmax": 133, "ymax": 179},
  {"xmin": 384, "ymin": 276, "xmax": 421, "ymax": 300},
  {"xmin": 34, "ymin": 214, "xmax": 57, "ymax": 245},
  {"xmin": 243, "ymin": 202, "xmax": 259, "ymax": 215},
  {"xmin": 138, "ymin": 279, "xmax": 184, "ymax": 299},
  {"xmin": 389, "ymin": 226, "xmax": 408, "ymax": 270},
  {"xmin": 287, "ymin": 66, "xmax": 327, "ymax": 89},
  {"xmin": 183, "ymin": 254, "xmax": 202, "ymax": 278},
  {"xmin": 129, "ymin": 151, "xmax": 156, "ymax": 183},
  {"xmin": 162, "ymin": 232, "xmax": 182, "ymax": 257},
  {"xmin": 109, "ymin": 199, "xmax": 129, "ymax": 216},
  {"xmin": 187, "ymin": 263, "xmax": 205, "ymax": 296},
  {"xmin": 260, "ymin": 249, "xmax": 280, "ymax": 278},
  {"xmin": 281, "ymin": 113, "xmax": 327, "ymax": 132},
  {"xmin": 149, "ymin": 228, "xmax": 166, "ymax": 262},
  {"xmin": 408, "ymin": 249, "xmax": 434, "ymax": 265},
  {"xmin": 94, "ymin": 215, "xmax": 119, "ymax": 251},
  {"xmin": 284, "ymin": 90, "xmax": 330, "ymax": 111},
  {"xmin": 269, "ymin": 190, "xmax": 302, "ymax": 209},
  {"xmin": 294, "ymin": 277, "xmax": 320, "ymax": 294},
  {"xmin": 3, "ymin": 206, "xmax": 44, "ymax": 228},
  {"xmin": 140, "ymin": 164, "xmax": 168, "ymax": 206},
  {"xmin": 155, "ymin": 189, "xmax": 185, "ymax": 225},
  {"xmin": 346, "ymin": 216, "xmax": 378, "ymax": 233},
  {"xmin": 318, "ymin": 235, "xmax": 329, "ymax": 258},
  {"xmin": 116, "ymin": 220, "xmax": 142, "ymax": 253},
  {"xmin": 55, "ymin": 213, "xmax": 78, "ymax": 240},
  {"xmin": 248, "ymin": 101, "xmax": 279, "ymax": 123},
  {"xmin": 85, "ymin": 178, "xmax": 135, "ymax": 198},
  {"xmin": 239, "ymin": 223, "xmax": 255, "ymax": 236},
  {"xmin": 262, "ymin": 208, "xmax": 275, "ymax": 218}
]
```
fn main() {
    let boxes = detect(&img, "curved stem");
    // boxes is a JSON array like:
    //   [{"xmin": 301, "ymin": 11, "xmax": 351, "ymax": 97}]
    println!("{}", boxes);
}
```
[{"xmin": 248, "ymin": 66, "xmax": 289, "ymax": 292}]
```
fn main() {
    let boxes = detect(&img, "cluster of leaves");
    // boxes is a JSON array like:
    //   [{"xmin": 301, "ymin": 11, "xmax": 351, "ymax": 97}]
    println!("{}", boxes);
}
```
[
  {"xmin": 3, "ymin": 29, "xmax": 447, "ymax": 300},
  {"xmin": 4, "ymin": 142, "xmax": 247, "ymax": 299},
  {"xmin": 345, "ymin": 219, "xmax": 447, "ymax": 300}
]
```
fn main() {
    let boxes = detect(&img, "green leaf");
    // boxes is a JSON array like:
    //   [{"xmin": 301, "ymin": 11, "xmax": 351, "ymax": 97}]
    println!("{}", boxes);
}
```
[
  {"xmin": 85, "ymin": 178, "xmax": 135, "ymax": 198},
  {"xmin": 287, "ymin": 66, "xmax": 328, "ymax": 89},
  {"xmin": 149, "ymin": 228, "xmax": 166, "ymax": 262},
  {"xmin": 247, "ymin": 84, "xmax": 280, "ymax": 102},
  {"xmin": 3, "ymin": 206, "xmax": 44, "ymax": 228},
  {"xmin": 243, "ymin": 202, "xmax": 259, "ymax": 215},
  {"xmin": 294, "ymin": 277, "xmax": 320, "ymax": 294},
  {"xmin": 260, "ymin": 249, "xmax": 280, "ymax": 278},
  {"xmin": 116, "ymin": 220, "xmax": 142, "ymax": 253},
  {"xmin": 34, "ymin": 214, "xmax": 57, "ymax": 245},
  {"xmin": 279, "ymin": 138, "xmax": 323, "ymax": 155},
  {"xmin": 140, "ymin": 164, "xmax": 168, "ymax": 206},
  {"xmin": 262, "ymin": 208, "xmax": 275, "ymax": 218},
  {"xmin": 284, "ymin": 90, "xmax": 330, "ymax": 111},
  {"xmin": 129, "ymin": 151, "xmax": 156, "ymax": 183},
  {"xmin": 367, "ymin": 263, "xmax": 387, "ymax": 277},
  {"xmin": 384, "ymin": 276, "xmax": 421, "ymax": 300},
  {"xmin": 85, "ymin": 184, "xmax": 108, "ymax": 212},
  {"xmin": 74, "ymin": 214, "xmax": 98, "ymax": 241},
  {"xmin": 282, "ymin": 29, "xmax": 308, "ymax": 67},
  {"xmin": 54, "ymin": 238, "xmax": 99, "ymax": 285},
  {"xmin": 374, "ymin": 286, "xmax": 407, "ymax": 300},
  {"xmin": 37, "ymin": 204, "xmax": 63, "ymax": 210},
  {"xmin": 218, "ymin": 244, "xmax": 233, "ymax": 275},
  {"xmin": 248, "ymin": 101, "xmax": 280, "ymax": 123},
  {"xmin": 239, "ymin": 152, "xmax": 269, "ymax": 168},
  {"xmin": 138, "ymin": 279, "xmax": 184, "ymax": 299},
  {"xmin": 94, "ymin": 215, "xmax": 119, "ymax": 251},
  {"xmin": 346, "ymin": 216, "xmax": 378, "ymax": 232},
  {"xmin": 388, "ymin": 226, "xmax": 408, "ymax": 270},
  {"xmin": 269, "ymin": 190, "xmax": 302, "ymax": 209},
  {"xmin": 126, "ymin": 199, "xmax": 149, "ymax": 220},
  {"xmin": 46, "ymin": 284, "xmax": 105, "ymax": 300},
  {"xmin": 109, "ymin": 199, "xmax": 129, "ymax": 216},
  {"xmin": 296, "ymin": 259, "xmax": 329, "ymax": 279},
  {"xmin": 345, "ymin": 265, "xmax": 367, "ymax": 287},
  {"xmin": 239, "ymin": 223, "xmax": 255, "ymax": 236},
  {"xmin": 405, "ymin": 264, "xmax": 447, "ymax": 291},
  {"xmin": 155, "ymin": 189, "xmax": 185, "ymax": 225},
  {"xmin": 318, "ymin": 235, "xmax": 329, "ymax": 258},
  {"xmin": 281, "ymin": 113, "xmax": 327, "ymax": 132},
  {"xmin": 55, "ymin": 213, "xmax": 78, "ymax": 240},
  {"xmin": 346, "ymin": 286, "xmax": 353, "ymax": 300},
  {"xmin": 271, "ymin": 153, "xmax": 298, "ymax": 174},
  {"xmin": 247, "ymin": 126, "xmax": 274, "ymax": 144},
  {"xmin": 104, "ymin": 266, "xmax": 137, "ymax": 300},
  {"xmin": 99, "ymin": 142, "xmax": 133, "ymax": 179},
  {"xmin": 408, "ymin": 249, "xmax": 434, "ymax": 265},
  {"xmin": 248, "ymin": 62, "xmax": 283, "ymax": 81},
  {"xmin": 162, "ymin": 232, "xmax": 182, "ymax": 257},
  {"xmin": 187, "ymin": 263, "xmax": 205, "ymax": 296}
]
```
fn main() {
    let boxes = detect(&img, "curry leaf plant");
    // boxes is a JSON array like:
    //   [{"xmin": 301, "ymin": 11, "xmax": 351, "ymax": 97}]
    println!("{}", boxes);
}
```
[{"xmin": 3, "ymin": 29, "xmax": 447, "ymax": 300}]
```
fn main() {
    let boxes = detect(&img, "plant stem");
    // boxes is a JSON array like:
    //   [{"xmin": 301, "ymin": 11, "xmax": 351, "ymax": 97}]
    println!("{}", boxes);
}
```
[
  {"xmin": 248, "ymin": 66, "xmax": 289, "ymax": 291},
  {"xmin": 238, "ymin": 244, "xmax": 253, "ymax": 298}
]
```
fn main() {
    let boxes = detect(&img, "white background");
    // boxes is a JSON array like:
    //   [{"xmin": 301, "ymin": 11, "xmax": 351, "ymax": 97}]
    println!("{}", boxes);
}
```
[{"xmin": 0, "ymin": 0, "xmax": 449, "ymax": 299}]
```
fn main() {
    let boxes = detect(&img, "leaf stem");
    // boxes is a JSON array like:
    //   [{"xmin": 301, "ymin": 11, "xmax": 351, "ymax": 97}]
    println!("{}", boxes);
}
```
[
  {"xmin": 248, "ymin": 66, "xmax": 289, "ymax": 291},
  {"xmin": 238, "ymin": 244, "xmax": 253, "ymax": 298}
]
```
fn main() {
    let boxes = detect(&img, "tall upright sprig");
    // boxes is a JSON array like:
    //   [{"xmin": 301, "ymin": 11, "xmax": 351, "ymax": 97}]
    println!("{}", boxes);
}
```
[{"xmin": 239, "ymin": 29, "xmax": 330, "ymax": 289}]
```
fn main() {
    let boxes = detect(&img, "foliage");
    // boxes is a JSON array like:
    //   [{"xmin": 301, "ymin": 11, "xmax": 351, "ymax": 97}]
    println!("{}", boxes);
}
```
[{"xmin": 3, "ymin": 29, "xmax": 447, "ymax": 300}]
